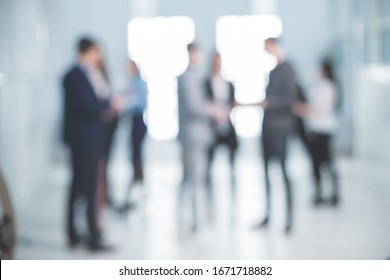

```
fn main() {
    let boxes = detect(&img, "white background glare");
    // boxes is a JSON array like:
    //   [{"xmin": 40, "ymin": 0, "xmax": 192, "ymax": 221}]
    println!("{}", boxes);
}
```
[
  {"xmin": 127, "ymin": 17, "xmax": 195, "ymax": 140},
  {"xmin": 127, "ymin": 15, "xmax": 282, "ymax": 140},
  {"xmin": 217, "ymin": 15, "xmax": 283, "ymax": 138}
]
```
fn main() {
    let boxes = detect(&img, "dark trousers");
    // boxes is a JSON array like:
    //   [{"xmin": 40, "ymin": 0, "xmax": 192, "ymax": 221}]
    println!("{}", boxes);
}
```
[
  {"xmin": 67, "ymin": 144, "xmax": 102, "ymax": 244},
  {"xmin": 131, "ymin": 113, "xmax": 147, "ymax": 181},
  {"xmin": 104, "ymin": 117, "xmax": 119, "ymax": 159},
  {"xmin": 307, "ymin": 133, "xmax": 339, "ymax": 199},
  {"xmin": 261, "ymin": 129, "xmax": 292, "ymax": 227}
]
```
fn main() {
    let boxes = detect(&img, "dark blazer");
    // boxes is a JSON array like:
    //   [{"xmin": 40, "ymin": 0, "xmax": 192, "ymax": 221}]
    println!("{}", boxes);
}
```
[
  {"xmin": 263, "ymin": 61, "xmax": 298, "ymax": 134},
  {"xmin": 62, "ymin": 65, "xmax": 109, "ymax": 149},
  {"xmin": 205, "ymin": 78, "xmax": 237, "ymax": 138}
]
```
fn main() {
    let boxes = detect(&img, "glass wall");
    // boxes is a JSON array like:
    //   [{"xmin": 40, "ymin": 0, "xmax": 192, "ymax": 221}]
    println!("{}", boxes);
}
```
[{"xmin": 350, "ymin": 0, "xmax": 390, "ymax": 64}]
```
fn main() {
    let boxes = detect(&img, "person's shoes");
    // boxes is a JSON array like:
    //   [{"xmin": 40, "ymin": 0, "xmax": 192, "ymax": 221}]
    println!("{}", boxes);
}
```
[
  {"xmin": 88, "ymin": 240, "xmax": 115, "ymax": 252},
  {"xmin": 67, "ymin": 236, "xmax": 82, "ymax": 249},
  {"xmin": 253, "ymin": 217, "xmax": 269, "ymax": 230}
]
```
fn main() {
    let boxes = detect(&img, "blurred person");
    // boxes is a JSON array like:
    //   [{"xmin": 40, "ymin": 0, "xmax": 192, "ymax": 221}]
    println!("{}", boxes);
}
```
[
  {"xmin": 97, "ymin": 56, "xmax": 119, "ymax": 212},
  {"xmin": 253, "ymin": 37, "xmax": 298, "ymax": 234},
  {"xmin": 115, "ymin": 60, "xmax": 148, "ymax": 212},
  {"xmin": 177, "ymin": 43, "xmax": 214, "ymax": 231},
  {"xmin": 62, "ymin": 37, "xmax": 115, "ymax": 251},
  {"xmin": 95, "ymin": 56, "xmax": 120, "ymax": 236},
  {"xmin": 204, "ymin": 52, "xmax": 238, "ymax": 217},
  {"xmin": 294, "ymin": 59, "xmax": 340, "ymax": 206}
]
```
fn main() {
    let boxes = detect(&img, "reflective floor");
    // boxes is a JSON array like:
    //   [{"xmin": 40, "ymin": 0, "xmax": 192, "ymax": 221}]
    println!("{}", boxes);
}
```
[{"xmin": 14, "ymin": 123, "xmax": 390, "ymax": 260}]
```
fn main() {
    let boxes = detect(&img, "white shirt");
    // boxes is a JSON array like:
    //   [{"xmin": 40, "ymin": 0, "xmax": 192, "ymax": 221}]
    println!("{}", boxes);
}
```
[
  {"xmin": 80, "ymin": 62, "xmax": 110, "ymax": 100},
  {"xmin": 211, "ymin": 75, "xmax": 231, "ymax": 134},
  {"xmin": 212, "ymin": 75, "xmax": 230, "ymax": 106},
  {"xmin": 307, "ymin": 78, "xmax": 338, "ymax": 134}
]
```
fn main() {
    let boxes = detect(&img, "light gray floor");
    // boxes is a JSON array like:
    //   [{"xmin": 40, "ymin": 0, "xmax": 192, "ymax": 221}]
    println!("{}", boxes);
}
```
[{"xmin": 14, "ymin": 125, "xmax": 390, "ymax": 259}]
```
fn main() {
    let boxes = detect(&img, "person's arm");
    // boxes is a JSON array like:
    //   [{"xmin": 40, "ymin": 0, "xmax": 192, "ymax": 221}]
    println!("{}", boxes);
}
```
[
  {"xmin": 238, "ymin": 99, "xmax": 266, "ymax": 107},
  {"xmin": 293, "ymin": 82, "xmax": 336, "ymax": 118}
]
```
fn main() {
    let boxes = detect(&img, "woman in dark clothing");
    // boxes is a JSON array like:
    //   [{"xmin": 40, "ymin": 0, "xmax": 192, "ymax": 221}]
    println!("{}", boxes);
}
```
[
  {"xmin": 97, "ymin": 58, "xmax": 118, "ymax": 210},
  {"xmin": 205, "ymin": 52, "xmax": 238, "ymax": 216},
  {"xmin": 294, "ymin": 59, "xmax": 340, "ymax": 206}
]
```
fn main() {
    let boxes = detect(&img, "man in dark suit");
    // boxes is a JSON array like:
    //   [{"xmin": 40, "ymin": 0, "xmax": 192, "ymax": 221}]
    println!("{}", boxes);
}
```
[
  {"xmin": 254, "ymin": 37, "xmax": 298, "ymax": 234},
  {"xmin": 63, "ymin": 37, "xmax": 114, "ymax": 251}
]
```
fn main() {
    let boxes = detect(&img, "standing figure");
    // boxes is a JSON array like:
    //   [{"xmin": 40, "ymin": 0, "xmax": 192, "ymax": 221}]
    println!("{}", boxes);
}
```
[
  {"xmin": 254, "ymin": 37, "xmax": 298, "ymax": 234},
  {"xmin": 205, "ymin": 52, "xmax": 238, "ymax": 215},
  {"xmin": 294, "ymin": 59, "xmax": 340, "ymax": 206},
  {"xmin": 63, "ymin": 37, "xmax": 114, "ymax": 251},
  {"xmin": 118, "ymin": 60, "xmax": 148, "ymax": 211},
  {"xmin": 177, "ymin": 43, "xmax": 214, "ymax": 231},
  {"xmin": 97, "ymin": 56, "xmax": 119, "ymax": 212}
]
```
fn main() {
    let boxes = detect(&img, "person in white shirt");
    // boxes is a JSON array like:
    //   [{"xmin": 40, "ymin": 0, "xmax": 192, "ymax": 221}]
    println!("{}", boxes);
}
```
[
  {"xmin": 294, "ymin": 59, "xmax": 340, "ymax": 206},
  {"xmin": 204, "ymin": 52, "xmax": 238, "ymax": 219}
]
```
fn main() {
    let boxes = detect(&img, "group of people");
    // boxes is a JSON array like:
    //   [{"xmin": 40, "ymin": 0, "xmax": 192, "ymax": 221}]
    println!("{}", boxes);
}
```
[
  {"xmin": 62, "ymin": 38, "xmax": 148, "ymax": 251},
  {"xmin": 177, "ymin": 38, "xmax": 340, "ymax": 234},
  {"xmin": 62, "ymin": 35, "xmax": 341, "ymax": 253}
]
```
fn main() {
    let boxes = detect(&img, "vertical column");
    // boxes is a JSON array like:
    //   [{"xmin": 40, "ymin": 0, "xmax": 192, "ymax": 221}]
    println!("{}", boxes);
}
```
[
  {"xmin": 371, "ymin": 0, "xmax": 380, "ymax": 63},
  {"xmin": 0, "ymin": 0, "xmax": 51, "ymax": 216},
  {"xmin": 251, "ymin": 0, "xmax": 276, "ymax": 15},
  {"xmin": 129, "ymin": 0, "xmax": 157, "ymax": 17}
]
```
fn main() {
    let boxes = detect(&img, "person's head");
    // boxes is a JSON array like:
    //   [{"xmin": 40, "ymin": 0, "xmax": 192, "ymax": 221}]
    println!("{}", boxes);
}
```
[
  {"xmin": 264, "ymin": 37, "xmax": 279, "ymax": 56},
  {"xmin": 78, "ymin": 37, "xmax": 102, "ymax": 67},
  {"xmin": 187, "ymin": 43, "xmax": 200, "ymax": 66},
  {"xmin": 320, "ymin": 58, "xmax": 335, "ymax": 82},
  {"xmin": 211, "ymin": 52, "xmax": 222, "ymax": 75},
  {"xmin": 128, "ymin": 59, "xmax": 140, "ymax": 75}
]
